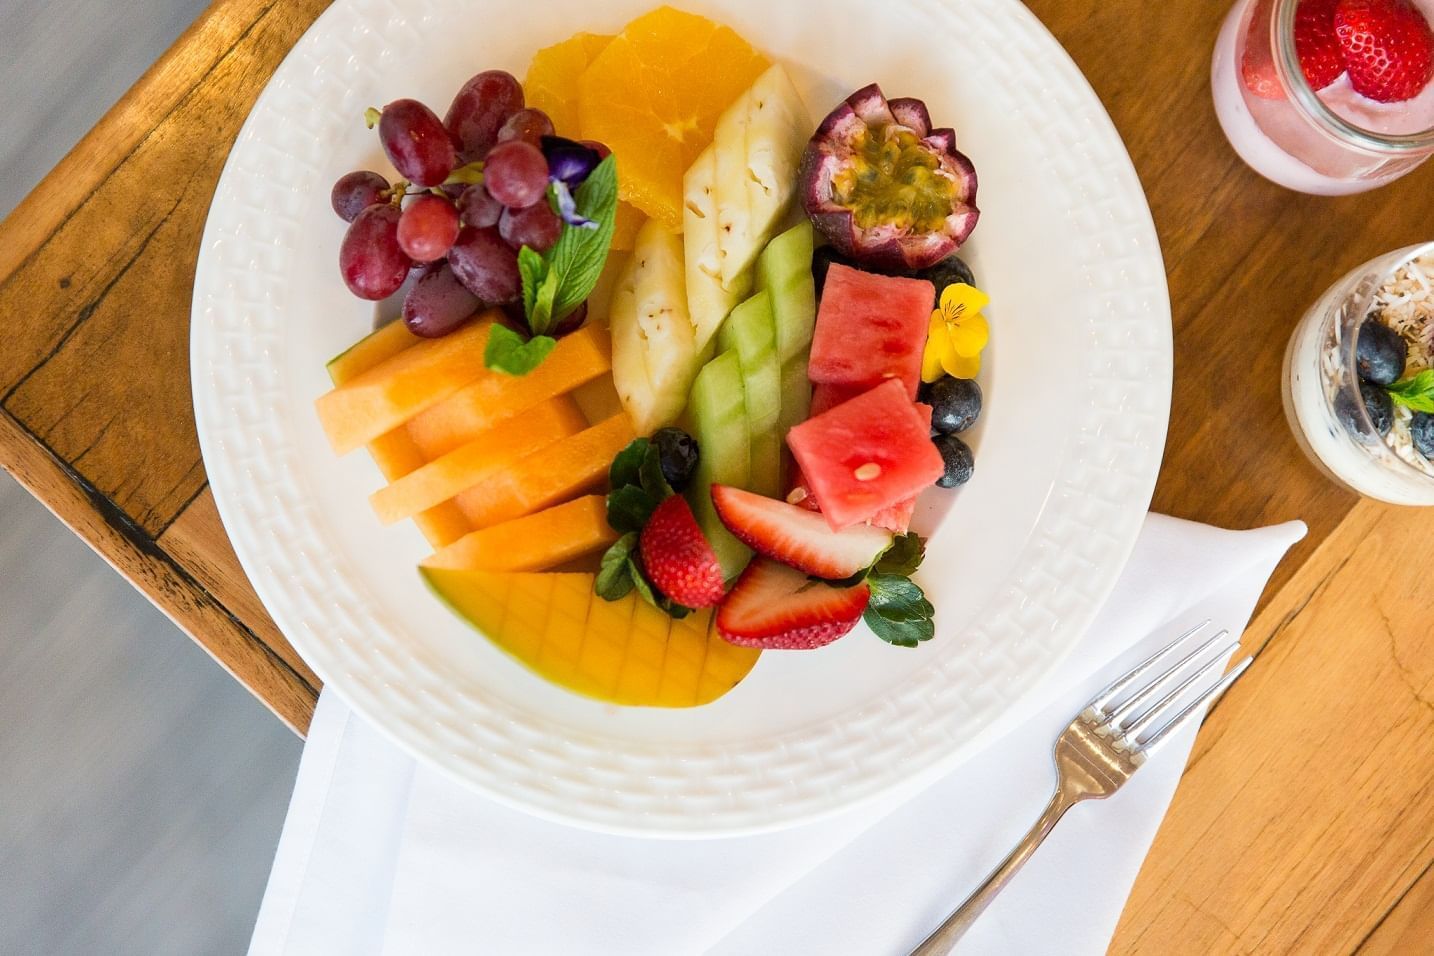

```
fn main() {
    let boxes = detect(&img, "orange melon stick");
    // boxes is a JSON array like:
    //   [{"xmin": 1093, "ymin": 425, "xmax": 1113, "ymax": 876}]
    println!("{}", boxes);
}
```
[
  {"xmin": 316, "ymin": 315, "xmax": 495, "ymax": 455},
  {"xmin": 420, "ymin": 567, "xmax": 761, "ymax": 707},
  {"xmin": 325, "ymin": 321, "xmax": 470, "ymax": 547},
  {"xmin": 369, "ymin": 397, "xmax": 587, "ymax": 525},
  {"xmin": 421, "ymin": 495, "xmax": 615, "ymax": 572},
  {"xmin": 453, "ymin": 412, "xmax": 635, "ymax": 529},
  {"xmin": 403, "ymin": 323, "xmax": 611, "ymax": 459}
]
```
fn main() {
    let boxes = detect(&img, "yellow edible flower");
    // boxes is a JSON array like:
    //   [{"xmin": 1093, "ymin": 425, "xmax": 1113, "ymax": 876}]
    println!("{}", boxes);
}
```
[{"xmin": 921, "ymin": 282, "xmax": 990, "ymax": 383}]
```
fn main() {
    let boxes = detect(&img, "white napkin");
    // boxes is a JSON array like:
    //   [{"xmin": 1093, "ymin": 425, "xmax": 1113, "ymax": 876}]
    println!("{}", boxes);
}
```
[{"xmin": 249, "ymin": 514, "xmax": 1305, "ymax": 956}]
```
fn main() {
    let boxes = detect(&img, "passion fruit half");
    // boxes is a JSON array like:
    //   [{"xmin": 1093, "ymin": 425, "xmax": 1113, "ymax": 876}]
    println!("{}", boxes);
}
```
[{"xmin": 800, "ymin": 84, "xmax": 979, "ymax": 272}]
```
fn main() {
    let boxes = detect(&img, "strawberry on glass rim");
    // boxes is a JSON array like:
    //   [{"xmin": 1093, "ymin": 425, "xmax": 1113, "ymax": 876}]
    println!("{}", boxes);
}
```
[{"xmin": 1214, "ymin": 0, "xmax": 1434, "ymax": 194}]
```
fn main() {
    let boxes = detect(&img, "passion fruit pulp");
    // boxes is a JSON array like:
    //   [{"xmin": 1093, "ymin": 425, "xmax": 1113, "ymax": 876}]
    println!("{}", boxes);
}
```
[{"xmin": 801, "ymin": 84, "xmax": 978, "ymax": 272}]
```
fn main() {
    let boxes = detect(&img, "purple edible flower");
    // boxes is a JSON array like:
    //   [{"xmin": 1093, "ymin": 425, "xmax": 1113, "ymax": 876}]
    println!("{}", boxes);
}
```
[
  {"xmin": 540, "ymin": 136, "xmax": 604, "ymax": 228},
  {"xmin": 541, "ymin": 135, "xmax": 602, "ymax": 188}
]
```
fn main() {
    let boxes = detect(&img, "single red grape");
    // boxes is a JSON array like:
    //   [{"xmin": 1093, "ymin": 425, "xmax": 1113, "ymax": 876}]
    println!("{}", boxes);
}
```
[
  {"xmin": 448, "ymin": 226, "xmax": 521, "ymax": 304},
  {"xmin": 378, "ymin": 99, "xmax": 456, "ymax": 187},
  {"xmin": 456, "ymin": 183, "xmax": 503, "ymax": 228},
  {"xmin": 499, "ymin": 201, "xmax": 561, "ymax": 252},
  {"xmin": 444, "ymin": 70, "xmax": 523, "ymax": 159},
  {"xmin": 483, "ymin": 141, "xmax": 549, "ymax": 208},
  {"xmin": 403, "ymin": 262, "xmax": 481, "ymax": 337},
  {"xmin": 397, "ymin": 195, "xmax": 460, "ymax": 262},
  {"xmin": 339, "ymin": 204, "xmax": 411, "ymax": 300},
  {"xmin": 331, "ymin": 171, "xmax": 389, "ymax": 222},
  {"xmin": 496, "ymin": 108, "xmax": 555, "ymax": 147}
]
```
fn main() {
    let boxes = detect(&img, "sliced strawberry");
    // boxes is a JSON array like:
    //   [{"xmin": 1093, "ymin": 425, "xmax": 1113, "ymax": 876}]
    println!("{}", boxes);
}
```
[
  {"xmin": 712, "ymin": 484, "xmax": 892, "ymax": 579},
  {"xmin": 716, "ymin": 558, "xmax": 870, "ymax": 650},
  {"xmin": 638, "ymin": 496, "xmax": 725, "ymax": 608},
  {"xmin": 1297, "ymin": 0, "xmax": 1347, "ymax": 89},
  {"xmin": 1335, "ymin": 0, "xmax": 1434, "ymax": 102}
]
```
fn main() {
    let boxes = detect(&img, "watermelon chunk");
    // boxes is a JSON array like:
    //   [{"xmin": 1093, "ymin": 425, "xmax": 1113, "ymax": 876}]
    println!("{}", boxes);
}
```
[
  {"xmin": 786, "ymin": 379, "xmax": 944, "ymax": 530},
  {"xmin": 807, "ymin": 264, "xmax": 934, "ymax": 399},
  {"xmin": 809, "ymin": 382, "xmax": 866, "ymax": 417},
  {"xmin": 786, "ymin": 449, "xmax": 918, "ymax": 533}
]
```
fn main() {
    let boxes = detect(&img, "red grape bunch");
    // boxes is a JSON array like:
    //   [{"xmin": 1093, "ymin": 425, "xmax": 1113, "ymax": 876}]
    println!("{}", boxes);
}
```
[{"xmin": 332, "ymin": 69, "xmax": 602, "ymax": 339}]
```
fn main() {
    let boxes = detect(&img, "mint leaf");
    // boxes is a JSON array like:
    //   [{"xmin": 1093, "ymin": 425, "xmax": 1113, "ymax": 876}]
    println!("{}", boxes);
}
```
[
  {"xmin": 874, "ymin": 533, "xmax": 926, "ymax": 577},
  {"xmin": 544, "ymin": 155, "xmax": 618, "ymax": 324},
  {"xmin": 607, "ymin": 485, "xmax": 658, "ymax": 534},
  {"xmin": 863, "ymin": 573, "xmax": 935, "ymax": 648},
  {"xmin": 1388, "ymin": 369, "xmax": 1434, "ymax": 413},
  {"xmin": 517, "ymin": 245, "xmax": 546, "ymax": 320},
  {"xmin": 638, "ymin": 442, "xmax": 675, "ymax": 502},
  {"xmin": 596, "ymin": 533, "xmax": 638, "ymax": 601},
  {"xmin": 609, "ymin": 438, "xmax": 650, "ymax": 490},
  {"xmin": 483, "ymin": 324, "xmax": 556, "ymax": 376}
]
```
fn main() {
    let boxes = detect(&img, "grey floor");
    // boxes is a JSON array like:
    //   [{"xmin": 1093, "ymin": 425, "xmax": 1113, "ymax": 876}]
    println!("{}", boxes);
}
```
[{"xmin": 0, "ymin": 2, "xmax": 303, "ymax": 954}]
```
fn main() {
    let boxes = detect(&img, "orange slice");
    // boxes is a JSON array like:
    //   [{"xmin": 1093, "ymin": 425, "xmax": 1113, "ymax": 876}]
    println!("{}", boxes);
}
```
[
  {"xmin": 525, "ymin": 31, "xmax": 649, "ymax": 251},
  {"xmin": 526, "ymin": 32, "xmax": 613, "ymax": 136},
  {"xmin": 577, "ymin": 7, "xmax": 768, "ymax": 231}
]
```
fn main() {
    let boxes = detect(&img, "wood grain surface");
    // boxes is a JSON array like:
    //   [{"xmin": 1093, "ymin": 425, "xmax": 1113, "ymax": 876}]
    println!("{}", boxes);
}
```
[{"xmin": 0, "ymin": 0, "xmax": 1429, "ymax": 950}]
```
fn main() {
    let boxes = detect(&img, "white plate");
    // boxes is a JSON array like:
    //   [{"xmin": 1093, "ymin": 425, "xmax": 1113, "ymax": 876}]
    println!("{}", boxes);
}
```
[{"xmin": 191, "ymin": 0, "xmax": 1170, "ymax": 836}]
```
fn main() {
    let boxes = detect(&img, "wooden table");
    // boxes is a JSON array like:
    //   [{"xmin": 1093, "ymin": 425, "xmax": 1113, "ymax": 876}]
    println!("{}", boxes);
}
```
[{"xmin": 1, "ymin": 0, "xmax": 1429, "ymax": 950}]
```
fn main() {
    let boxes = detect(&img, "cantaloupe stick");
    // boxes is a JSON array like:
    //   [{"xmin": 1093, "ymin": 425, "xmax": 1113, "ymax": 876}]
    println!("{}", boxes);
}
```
[
  {"xmin": 326, "ymin": 322, "xmax": 470, "ymax": 548},
  {"xmin": 402, "ymin": 323, "xmax": 612, "ymax": 459},
  {"xmin": 324, "ymin": 320, "xmax": 421, "ymax": 383},
  {"xmin": 370, "ymin": 398, "xmax": 587, "ymax": 525},
  {"xmin": 453, "ymin": 413, "xmax": 636, "ymax": 530},
  {"xmin": 421, "ymin": 495, "xmax": 615, "ymax": 571},
  {"xmin": 420, "ymin": 568, "xmax": 761, "ymax": 706},
  {"xmin": 317, "ymin": 316, "xmax": 496, "ymax": 454}
]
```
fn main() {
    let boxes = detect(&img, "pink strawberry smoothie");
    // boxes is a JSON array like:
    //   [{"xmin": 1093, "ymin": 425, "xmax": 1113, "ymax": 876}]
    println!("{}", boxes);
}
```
[{"xmin": 1212, "ymin": 0, "xmax": 1434, "ymax": 194}]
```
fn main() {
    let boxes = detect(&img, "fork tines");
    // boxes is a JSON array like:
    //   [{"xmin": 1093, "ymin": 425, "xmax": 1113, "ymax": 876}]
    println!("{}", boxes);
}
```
[{"xmin": 1081, "ymin": 620, "xmax": 1252, "ymax": 758}]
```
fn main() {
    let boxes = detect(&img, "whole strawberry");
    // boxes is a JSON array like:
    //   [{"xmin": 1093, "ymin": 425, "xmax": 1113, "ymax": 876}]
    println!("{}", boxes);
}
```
[
  {"xmin": 1334, "ymin": 0, "xmax": 1434, "ymax": 102},
  {"xmin": 638, "ymin": 495, "xmax": 726, "ymax": 608}
]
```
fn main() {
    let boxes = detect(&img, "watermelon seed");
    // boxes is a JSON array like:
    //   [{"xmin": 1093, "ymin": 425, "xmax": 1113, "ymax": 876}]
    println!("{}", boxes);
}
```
[{"xmin": 854, "ymin": 463, "xmax": 882, "ymax": 481}]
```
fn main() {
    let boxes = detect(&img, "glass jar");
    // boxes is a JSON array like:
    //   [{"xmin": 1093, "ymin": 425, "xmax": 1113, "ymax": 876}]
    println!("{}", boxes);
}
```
[
  {"xmin": 1283, "ymin": 242, "xmax": 1434, "ymax": 504},
  {"xmin": 1212, "ymin": 0, "xmax": 1434, "ymax": 194}
]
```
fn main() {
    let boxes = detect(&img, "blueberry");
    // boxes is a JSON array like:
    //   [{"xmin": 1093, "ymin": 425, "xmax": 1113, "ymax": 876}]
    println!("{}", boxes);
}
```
[
  {"xmin": 652, "ymin": 427, "xmax": 699, "ymax": 490},
  {"xmin": 911, "ymin": 255, "xmax": 977, "ymax": 307},
  {"xmin": 1412, "ymin": 412, "xmax": 1434, "ymax": 459},
  {"xmin": 920, "ymin": 376, "xmax": 982, "ymax": 434},
  {"xmin": 1356, "ymin": 320, "xmax": 1407, "ymax": 386},
  {"xmin": 933, "ymin": 434, "xmax": 974, "ymax": 488},
  {"xmin": 1334, "ymin": 380, "xmax": 1394, "ymax": 437}
]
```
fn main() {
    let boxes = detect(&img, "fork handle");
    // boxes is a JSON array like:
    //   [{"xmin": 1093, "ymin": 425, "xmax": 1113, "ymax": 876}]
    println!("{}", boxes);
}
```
[{"xmin": 910, "ymin": 791, "xmax": 1075, "ymax": 955}]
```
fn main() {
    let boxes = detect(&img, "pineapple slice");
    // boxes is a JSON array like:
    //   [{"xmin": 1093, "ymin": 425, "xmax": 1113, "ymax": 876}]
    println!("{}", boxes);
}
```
[
  {"xmin": 683, "ymin": 145, "xmax": 746, "ymax": 353},
  {"xmin": 713, "ymin": 64, "xmax": 810, "ymax": 291},
  {"xmin": 712, "ymin": 87, "xmax": 754, "ymax": 292},
  {"xmin": 607, "ymin": 254, "xmax": 658, "ymax": 433},
  {"xmin": 742, "ymin": 65, "xmax": 810, "ymax": 258},
  {"xmin": 631, "ymin": 219, "xmax": 700, "ymax": 430}
]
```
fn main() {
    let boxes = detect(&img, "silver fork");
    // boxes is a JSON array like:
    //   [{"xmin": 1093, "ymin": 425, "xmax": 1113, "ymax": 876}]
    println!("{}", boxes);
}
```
[{"xmin": 911, "ymin": 620, "xmax": 1252, "ymax": 955}]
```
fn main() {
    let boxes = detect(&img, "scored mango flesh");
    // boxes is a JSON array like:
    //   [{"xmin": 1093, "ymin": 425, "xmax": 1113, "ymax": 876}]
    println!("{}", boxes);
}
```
[
  {"xmin": 422, "ymin": 569, "xmax": 761, "ymax": 707},
  {"xmin": 831, "ymin": 127, "xmax": 957, "ymax": 233}
]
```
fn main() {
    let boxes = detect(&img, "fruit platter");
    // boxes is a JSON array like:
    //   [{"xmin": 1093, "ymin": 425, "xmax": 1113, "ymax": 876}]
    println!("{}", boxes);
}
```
[{"xmin": 191, "ymin": 0, "xmax": 1172, "ymax": 833}]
